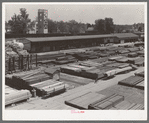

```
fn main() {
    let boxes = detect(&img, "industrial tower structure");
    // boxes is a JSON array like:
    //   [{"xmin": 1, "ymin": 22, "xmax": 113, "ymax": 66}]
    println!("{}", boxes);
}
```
[{"xmin": 37, "ymin": 9, "xmax": 48, "ymax": 34}]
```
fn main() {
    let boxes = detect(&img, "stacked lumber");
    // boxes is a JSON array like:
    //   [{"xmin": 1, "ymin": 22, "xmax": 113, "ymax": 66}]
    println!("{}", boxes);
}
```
[
  {"xmin": 73, "ymin": 53, "xmax": 89, "ymax": 61},
  {"xmin": 106, "ymin": 62, "xmax": 129, "ymax": 68},
  {"xmin": 134, "ymin": 57, "xmax": 144, "ymax": 66},
  {"xmin": 65, "ymin": 92, "xmax": 106, "ymax": 109},
  {"xmin": 54, "ymin": 55, "xmax": 77, "ymax": 65},
  {"xmin": 79, "ymin": 61, "xmax": 102, "ymax": 67},
  {"xmin": 61, "ymin": 66, "xmax": 81, "ymax": 76},
  {"xmin": 108, "ymin": 56, "xmax": 123, "ymax": 61},
  {"xmin": 81, "ymin": 66, "xmax": 115, "ymax": 79},
  {"xmin": 116, "ymin": 57, "xmax": 129, "ymax": 63},
  {"xmin": 101, "ymin": 61, "xmax": 116, "ymax": 66},
  {"xmin": 135, "ymin": 81, "xmax": 144, "ymax": 90},
  {"xmin": 127, "ymin": 47, "xmax": 140, "ymax": 52},
  {"xmin": 104, "ymin": 69, "xmax": 119, "ymax": 77},
  {"xmin": 114, "ymin": 100, "xmax": 144, "ymax": 110},
  {"xmin": 42, "ymin": 82, "xmax": 67, "ymax": 97},
  {"xmin": 116, "ymin": 66, "xmax": 132, "ymax": 74},
  {"xmin": 88, "ymin": 93, "xmax": 124, "ymax": 110},
  {"xmin": 94, "ymin": 57, "xmax": 109, "ymax": 63},
  {"xmin": 38, "ymin": 59, "xmax": 55, "ymax": 64},
  {"xmin": 117, "ymin": 63, "xmax": 130, "ymax": 68},
  {"xmin": 54, "ymin": 59, "xmax": 77, "ymax": 65},
  {"xmin": 5, "ymin": 89, "xmax": 32, "ymax": 106},
  {"xmin": 30, "ymin": 80, "xmax": 67, "ymax": 97},
  {"xmin": 118, "ymin": 76, "xmax": 144, "ymax": 87},
  {"xmin": 37, "ymin": 52, "xmax": 65, "ymax": 61},
  {"xmin": 68, "ymin": 64, "xmax": 92, "ymax": 71},
  {"xmin": 128, "ymin": 103, "xmax": 144, "ymax": 110},
  {"xmin": 60, "ymin": 73, "xmax": 94, "ymax": 87},
  {"xmin": 128, "ymin": 52, "xmax": 138, "ymax": 57},
  {"xmin": 106, "ymin": 50, "xmax": 116, "ymax": 55},
  {"xmin": 90, "ymin": 47, "xmax": 100, "ymax": 51},
  {"xmin": 81, "ymin": 68, "xmax": 104, "ymax": 79},
  {"xmin": 98, "ymin": 47, "xmax": 107, "ymax": 51},
  {"xmin": 6, "ymin": 68, "xmax": 52, "ymax": 89},
  {"xmin": 97, "ymin": 52, "xmax": 108, "ymax": 57},
  {"xmin": 135, "ymin": 71, "xmax": 144, "ymax": 77},
  {"xmin": 87, "ymin": 55, "xmax": 98, "ymax": 59},
  {"xmin": 137, "ymin": 50, "xmax": 144, "ymax": 56},
  {"xmin": 107, "ymin": 46, "xmax": 118, "ymax": 51},
  {"xmin": 117, "ymin": 50, "xmax": 129, "ymax": 54}
]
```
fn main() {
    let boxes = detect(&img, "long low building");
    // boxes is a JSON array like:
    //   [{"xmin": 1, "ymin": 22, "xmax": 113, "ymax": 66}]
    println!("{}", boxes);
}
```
[{"xmin": 18, "ymin": 33, "xmax": 139, "ymax": 53}]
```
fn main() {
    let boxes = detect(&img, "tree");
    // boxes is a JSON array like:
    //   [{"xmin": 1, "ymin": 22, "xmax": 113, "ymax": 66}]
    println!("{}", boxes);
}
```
[
  {"xmin": 94, "ymin": 19, "xmax": 106, "ymax": 34},
  {"xmin": 47, "ymin": 19, "xmax": 57, "ymax": 33},
  {"xmin": 20, "ymin": 8, "xmax": 31, "ymax": 34},
  {"xmin": 57, "ymin": 21, "xmax": 66, "ymax": 33},
  {"xmin": 8, "ymin": 8, "xmax": 31, "ymax": 34},
  {"xmin": 67, "ymin": 20, "xmax": 80, "ymax": 34},
  {"xmin": 138, "ymin": 26, "xmax": 142, "ymax": 32},
  {"xmin": 105, "ymin": 18, "xmax": 114, "ymax": 34},
  {"xmin": 28, "ymin": 21, "xmax": 36, "ymax": 33}
]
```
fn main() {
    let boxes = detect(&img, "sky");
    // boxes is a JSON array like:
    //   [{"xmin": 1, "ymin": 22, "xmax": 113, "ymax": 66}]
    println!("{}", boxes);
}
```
[{"xmin": 4, "ymin": 3, "xmax": 145, "ymax": 25}]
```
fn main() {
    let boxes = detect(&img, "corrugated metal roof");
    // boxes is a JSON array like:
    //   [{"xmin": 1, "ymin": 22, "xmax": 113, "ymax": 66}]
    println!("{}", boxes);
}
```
[{"xmin": 25, "ymin": 33, "xmax": 138, "ymax": 42}]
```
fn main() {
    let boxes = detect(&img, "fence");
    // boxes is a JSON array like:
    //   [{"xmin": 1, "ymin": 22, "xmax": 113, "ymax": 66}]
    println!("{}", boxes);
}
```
[{"xmin": 5, "ymin": 54, "xmax": 38, "ymax": 74}]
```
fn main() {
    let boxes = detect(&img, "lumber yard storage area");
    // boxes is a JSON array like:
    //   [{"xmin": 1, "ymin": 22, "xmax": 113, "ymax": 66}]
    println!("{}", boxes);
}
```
[{"xmin": 5, "ymin": 33, "xmax": 145, "ymax": 110}]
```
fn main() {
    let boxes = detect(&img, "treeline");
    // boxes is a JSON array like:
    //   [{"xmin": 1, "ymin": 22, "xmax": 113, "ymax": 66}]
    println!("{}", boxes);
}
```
[{"xmin": 5, "ymin": 8, "xmax": 144, "ymax": 35}]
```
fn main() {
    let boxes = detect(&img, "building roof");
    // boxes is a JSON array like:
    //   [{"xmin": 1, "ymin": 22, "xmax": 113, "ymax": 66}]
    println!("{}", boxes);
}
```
[
  {"xmin": 25, "ymin": 34, "xmax": 116, "ymax": 42},
  {"xmin": 25, "ymin": 33, "xmax": 138, "ymax": 43},
  {"xmin": 113, "ymin": 33, "xmax": 139, "ymax": 39}
]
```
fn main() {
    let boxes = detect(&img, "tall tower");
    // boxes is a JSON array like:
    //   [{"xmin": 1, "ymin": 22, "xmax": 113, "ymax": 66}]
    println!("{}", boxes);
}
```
[{"xmin": 38, "ymin": 9, "xmax": 48, "ymax": 34}]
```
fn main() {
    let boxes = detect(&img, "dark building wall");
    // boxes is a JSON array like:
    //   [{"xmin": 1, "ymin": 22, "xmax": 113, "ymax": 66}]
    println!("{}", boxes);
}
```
[{"xmin": 29, "ymin": 37, "xmax": 115, "ymax": 53}]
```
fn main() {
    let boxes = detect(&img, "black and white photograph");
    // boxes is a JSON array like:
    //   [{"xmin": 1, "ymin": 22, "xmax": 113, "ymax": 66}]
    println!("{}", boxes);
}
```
[{"xmin": 2, "ymin": 2, "xmax": 147, "ymax": 120}]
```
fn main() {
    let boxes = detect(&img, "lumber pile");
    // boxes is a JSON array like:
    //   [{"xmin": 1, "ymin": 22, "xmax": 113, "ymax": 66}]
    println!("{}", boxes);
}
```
[
  {"xmin": 108, "ymin": 56, "xmax": 123, "ymax": 61},
  {"xmin": 61, "ymin": 66, "xmax": 81, "ymax": 76},
  {"xmin": 127, "ymin": 57, "xmax": 144, "ymax": 66},
  {"xmin": 5, "ymin": 68, "xmax": 54, "ymax": 89},
  {"xmin": 53, "ymin": 55, "xmax": 77, "ymax": 65},
  {"xmin": 137, "ymin": 50, "xmax": 144, "ymax": 56},
  {"xmin": 79, "ymin": 61, "xmax": 102, "ymax": 67},
  {"xmin": 104, "ymin": 69, "xmax": 119, "ymax": 77},
  {"xmin": 81, "ymin": 66, "xmax": 115, "ymax": 79},
  {"xmin": 128, "ymin": 52, "xmax": 138, "ymax": 57},
  {"xmin": 116, "ymin": 57, "xmax": 129, "ymax": 63},
  {"xmin": 36, "ymin": 52, "xmax": 65, "ymax": 62},
  {"xmin": 135, "ymin": 81, "xmax": 144, "ymax": 90},
  {"xmin": 88, "ymin": 93, "xmax": 124, "ymax": 110},
  {"xmin": 116, "ymin": 66, "xmax": 132, "ymax": 74},
  {"xmin": 106, "ymin": 62, "xmax": 129, "ymax": 68},
  {"xmin": 29, "ymin": 80, "xmax": 67, "ymax": 97},
  {"xmin": 117, "ymin": 50, "xmax": 129, "ymax": 54},
  {"xmin": 127, "ymin": 47, "xmax": 140, "ymax": 52},
  {"xmin": 135, "ymin": 71, "xmax": 144, "ymax": 77},
  {"xmin": 118, "ymin": 76, "xmax": 144, "ymax": 87},
  {"xmin": 93, "ymin": 57, "xmax": 109, "ymax": 63},
  {"xmin": 65, "ymin": 92, "xmax": 106, "ymax": 109},
  {"xmin": 5, "ymin": 88, "xmax": 32, "ymax": 106},
  {"xmin": 114, "ymin": 100, "xmax": 144, "ymax": 110}
]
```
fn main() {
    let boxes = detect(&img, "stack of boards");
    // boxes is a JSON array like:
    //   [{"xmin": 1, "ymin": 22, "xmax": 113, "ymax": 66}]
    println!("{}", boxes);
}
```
[
  {"xmin": 5, "ymin": 68, "xmax": 67, "ymax": 97},
  {"xmin": 6, "ymin": 69, "xmax": 52, "ymax": 89},
  {"xmin": 5, "ymin": 85, "xmax": 31, "ymax": 106},
  {"xmin": 53, "ymin": 55, "xmax": 77, "ymax": 65},
  {"xmin": 30, "ymin": 79, "xmax": 67, "ymax": 97},
  {"xmin": 65, "ymin": 92, "xmax": 125, "ymax": 110},
  {"xmin": 110, "ymin": 100, "xmax": 144, "ymax": 110},
  {"xmin": 118, "ymin": 75, "xmax": 144, "ymax": 88}
]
